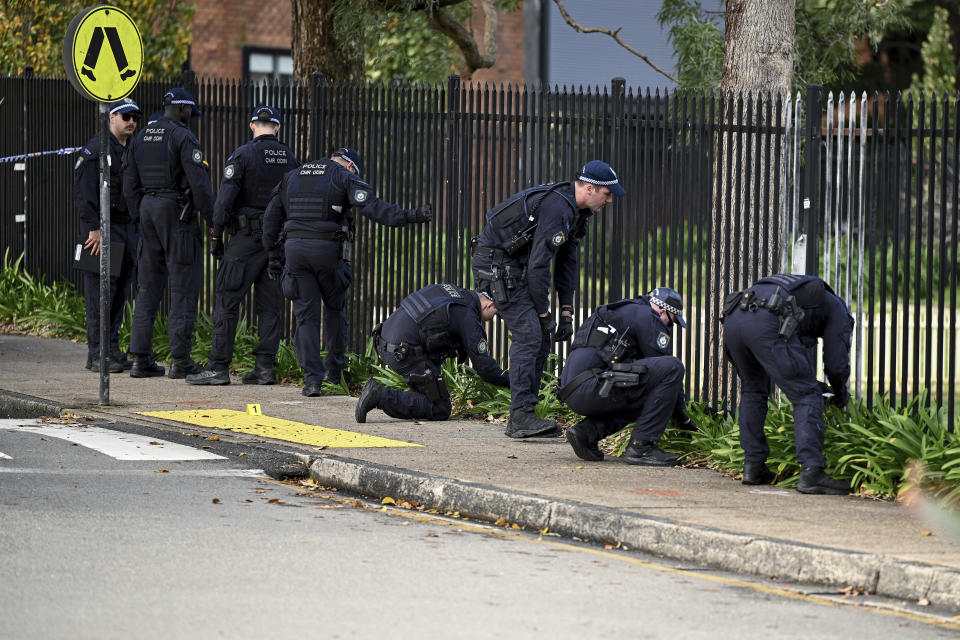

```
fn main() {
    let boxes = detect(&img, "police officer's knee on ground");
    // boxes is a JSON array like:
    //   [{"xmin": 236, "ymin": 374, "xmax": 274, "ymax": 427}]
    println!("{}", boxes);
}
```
[
  {"xmin": 186, "ymin": 105, "xmax": 298, "ymax": 387},
  {"xmin": 471, "ymin": 160, "xmax": 625, "ymax": 439},
  {"xmin": 722, "ymin": 274, "xmax": 854, "ymax": 495},
  {"xmin": 355, "ymin": 285, "xmax": 508, "ymax": 423},
  {"xmin": 558, "ymin": 287, "xmax": 694, "ymax": 466}
]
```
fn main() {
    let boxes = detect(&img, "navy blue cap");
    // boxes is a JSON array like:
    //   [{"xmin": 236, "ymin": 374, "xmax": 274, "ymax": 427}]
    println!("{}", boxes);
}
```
[
  {"xmin": 251, "ymin": 105, "xmax": 281, "ymax": 125},
  {"xmin": 108, "ymin": 98, "xmax": 141, "ymax": 116},
  {"xmin": 578, "ymin": 160, "xmax": 626, "ymax": 197},
  {"xmin": 648, "ymin": 287, "xmax": 687, "ymax": 329},
  {"xmin": 162, "ymin": 87, "xmax": 201, "ymax": 118},
  {"xmin": 332, "ymin": 147, "xmax": 362, "ymax": 176}
]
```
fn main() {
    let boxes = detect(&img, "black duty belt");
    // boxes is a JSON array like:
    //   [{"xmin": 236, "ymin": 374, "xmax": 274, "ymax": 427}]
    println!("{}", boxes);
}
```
[
  {"xmin": 283, "ymin": 230, "xmax": 343, "ymax": 241},
  {"xmin": 472, "ymin": 245, "xmax": 506, "ymax": 262},
  {"xmin": 556, "ymin": 368, "xmax": 601, "ymax": 402},
  {"xmin": 143, "ymin": 190, "xmax": 179, "ymax": 200},
  {"xmin": 374, "ymin": 333, "xmax": 425, "ymax": 362}
]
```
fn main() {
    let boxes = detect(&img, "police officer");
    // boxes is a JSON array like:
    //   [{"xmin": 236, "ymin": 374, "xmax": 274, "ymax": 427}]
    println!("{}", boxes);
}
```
[
  {"xmin": 74, "ymin": 98, "xmax": 141, "ymax": 373},
  {"xmin": 558, "ymin": 288, "xmax": 692, "ymax": 465},
  {"xmin": 472, "ymin": 160, "xmax": 625, "ymax": 438},
  {"xmin": 122, "ymin": 88, "xmax": 215, "ymax": 379},
  {"xmin": 355, "ymin": 284, "xmax": 509, "ymax": 423},
  {"xmin": 185, "ymin": 106, "xmax": 298, "ymax": 386},
  {"xmin": 722, "ymin": 274, "xmax": 854, "ymax": 495},
  {"xmin": 262, "ymin": 147, "xmax": 432, "ymax": 396}
]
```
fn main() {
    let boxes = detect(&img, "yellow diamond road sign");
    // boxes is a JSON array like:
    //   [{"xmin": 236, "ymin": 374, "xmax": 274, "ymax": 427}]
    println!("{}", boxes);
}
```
[{"xmin": 63, "ymin": 5, "xmax": 142, "ymax": 102}]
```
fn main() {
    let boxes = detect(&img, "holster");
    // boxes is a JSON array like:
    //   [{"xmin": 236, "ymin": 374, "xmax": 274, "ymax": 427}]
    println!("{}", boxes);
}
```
[
  {"xmin": 177, "ymin": 188, "xmax": 194, "ymax": 223},
  {"xmin": 408, "ymin": 370, "xmax": 445, "ymax": 402}
]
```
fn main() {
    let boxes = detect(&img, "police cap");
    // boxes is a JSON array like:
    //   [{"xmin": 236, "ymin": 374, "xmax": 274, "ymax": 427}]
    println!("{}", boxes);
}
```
[
  {"xmin": 332, "ymin": 147, "xmax": 363, "ymax": 176},
  {"xmin": 108, "ymin": 98, "xmax": 141, "ymax": 116},
  {"xmin": 648, "ymin": 286, "xmax": 688, "ymax": 329},
  {"xmin": 578, "ymin": 160, "xmax": 626, "ymax": 197},
  {"xmin": 163, "ymin": 87, "xmax": 202, "ymax": 118},
  {"xmin": 251, "ymin": 105, "xmax": 281, "ymax": 126}
]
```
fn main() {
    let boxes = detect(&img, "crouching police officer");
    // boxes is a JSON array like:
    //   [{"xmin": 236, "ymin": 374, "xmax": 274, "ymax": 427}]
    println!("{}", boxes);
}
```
[
  {"xmin": 355, "ymin": 284, "xmax": 509, "ymax": 422},
  {"xmin": 558, "ymin": 288, "xmax": 693, "ymax": 465},
  {"xmin": 722, "ymin": 274, "xmax": 854, "ymax": 495},
  {"xmin": 262, "ymin": 147, "xmax": 432, "ymax": 396},
  {"xmin": 472, "ymin": 161, "xmax": 625, "ymax": 439},
  {"xmin": 186, "ymin": 106, "xmax": 298, "ymax": 386},
  {"xmin": 74, "ymin": 98, "xmax": 141, "ymax": 373},
  {"xmin": 123, "ymin": 88, "xmax": 215, "ymax": 379}
]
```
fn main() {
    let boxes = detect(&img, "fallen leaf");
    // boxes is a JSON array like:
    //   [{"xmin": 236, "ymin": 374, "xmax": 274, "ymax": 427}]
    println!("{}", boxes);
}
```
[
  {"xmin": 382, "ymin": 497, "xmax": 396, "ymax": 505},
  {"xmin": 511, "ymin": 524, "xmax": 521, "ymax": 529},
  {"xmin": 245, "ymin": 499, "xmax": 253, "ymax": 503},
  {"xmin": 267, "ymin": 498, "xmax": 280, "ymax": 504},
  {"xmin": 575, "ymin": 465, "xmax": 585, "ymax": 470},
  {"xmin": 495, "ymin": 517, "xmax": 508, "ymax": 527},
  {"xmin": 212, "ymin": 498, "xmax": 221, "ymax": 504},
  {"xmin": 252, "ymin": 489, "xmax": 267, "ymax": 494},
  {"xmin": 539, "ymin": 526, "xmax": 549, "ymax": 535},
  {"xmin": 921, "ymin": 531, "xmax": 934, "ymax": 536},
  {"xmin": 149, "ymin": 441, "xmax": 162, "ymax": 445},
  {"xmin": 507, "ymin": 455, "xmax": 518, "ymax": 459},
  {"xmin": 155, "ymin": 469, "xmax": 169, "ymax": 473},
  {"xmin": 918, "ymin": 598, "xmax": 930, "ymax": 607},
  {"xmin": 237, "ymin": 452, "xmax": 246, "ymax": 457},
  {"xmin": 207, "ymin": 435, "xmax": 220, "ymax": 441}
]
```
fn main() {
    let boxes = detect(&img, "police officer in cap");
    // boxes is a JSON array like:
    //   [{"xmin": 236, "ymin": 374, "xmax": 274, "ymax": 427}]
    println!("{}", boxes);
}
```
[
  {"xmin": 186, "ymin": 105, "xmax": 298, "ymax": 386},
  {"xmin": 355, "ymin": 285, "xmax": 509, "ymax": 423},
  {"xmin": 558, "ymin": 287, "xmax": 693, "ymax": 465},
  {"xmin": 262, "ymin": 147, "xmax": 433, "ymax": 397},
  {"xmin": 722, "ymin": 274, "xmax": 854, "ymax": 495},
  {"xmin": 472, "ymin": 160, "xmax": 625, "ymax": 438},
  {"xmin": 122, "ymin": 87, "xmax": 215, "ymax": 379},
  {"xmin": 74, "ymin": 98, "xmax": 141, "ymax": 373}
]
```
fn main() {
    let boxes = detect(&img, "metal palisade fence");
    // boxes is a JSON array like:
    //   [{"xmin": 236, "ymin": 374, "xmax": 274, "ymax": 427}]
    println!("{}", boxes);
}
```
[{"xmin": 0, "ymin": 72, "xmax": 957, "ymax": 427}]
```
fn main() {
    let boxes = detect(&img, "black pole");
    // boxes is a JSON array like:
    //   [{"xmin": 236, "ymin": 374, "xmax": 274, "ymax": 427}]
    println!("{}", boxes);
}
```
[
  {"xmin": 803, "ymin": 84, "xmax": 822, "ymax": 276},
  {"xmin": 98, "ymin": 100, "xmax": 110, "ymax": 404}
]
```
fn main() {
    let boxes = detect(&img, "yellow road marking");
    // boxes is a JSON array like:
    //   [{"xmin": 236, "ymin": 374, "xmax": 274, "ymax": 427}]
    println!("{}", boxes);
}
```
[
  {"xmin": 139, "ymin": 409, "xmax": 421, "ymax": 448},
  {"xmin": 279, "ymin": 481, "xmax": 960, "ymax": 632}
]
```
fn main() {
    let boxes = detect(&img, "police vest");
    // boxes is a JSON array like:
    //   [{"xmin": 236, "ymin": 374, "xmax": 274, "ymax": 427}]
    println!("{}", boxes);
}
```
[
  {"xmin": 755, "ymin": 274, "xmax": 831, "ymax": 310},
  {"xmin": 138, "ymin": 119, "xmax": 176, "ymax": 190},
  {"xmin": 571, "ymin": 298, "xmax": 642, "ymax": 364},
  {"xmin": 399, "ymin": 284, "xmax": 471, "ymax": 360},
  {"xmin": 482, "ymin": 182, "xmax": 576, "ymax": 256},
  {"xmin": 286, "ymin": 160, "xmax": 344, "ymax": 222},
  {"xmin": 237, "ymin": 137, "xmax": 292, "ymax": 215}
]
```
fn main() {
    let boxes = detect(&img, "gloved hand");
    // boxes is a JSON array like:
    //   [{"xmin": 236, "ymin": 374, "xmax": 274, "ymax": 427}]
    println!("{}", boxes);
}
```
[
  {"xmin": 538, "ymin": 314, "xmax": 556, "ymax": 340},
  {"xmin": 554, "ymin": 314, "xmax": 574, "ymax": 342},
  {"xmin": 409, "ymin": 203, "xmax": 433, "ymax": 223},
  {"xmin": 208, "ymin": 233, "xmax": 224, "ymax": 260},
  {"xmin": 267, "ymin": 258, "xmax": 283, "ymax": 281},
  {"xmin": 829, "ymin": 386, "xmax": 850, "ymax": 409}
]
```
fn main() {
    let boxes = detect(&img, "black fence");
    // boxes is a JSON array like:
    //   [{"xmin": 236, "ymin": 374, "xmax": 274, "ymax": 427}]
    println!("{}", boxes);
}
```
[{"xmin": 0, "ymin": 72, "xmax": 957, "ymax": 426}]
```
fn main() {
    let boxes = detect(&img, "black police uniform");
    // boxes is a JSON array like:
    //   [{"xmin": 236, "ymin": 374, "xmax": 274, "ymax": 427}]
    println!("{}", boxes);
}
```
[
  {"xmin": 122, "ymin": 116, "xmax": 215, "ymax": 364},
  {"xmin": 262, "ymin": 158, "xmax": 425, "ymax": 386},
  {"xmin": 472, "ymin": 182, "xmax": 593, "ymax": 413},
  {"xmin": 74, "ymin": 132, "xmax": 138, "ymax": 368},
  {"xmin": 559, "ymin": 296, "xmax": 685, "ymax": 450},
  {"xmin": 372, "ymin": 284, "xmax": 509, "ymax": 420},
  {"xmin": 205, "ymin": 134, "xmax": 298, "ymax": 373},
  {"xmin": 722, "ymin": 274, "xmax": 854, "ymax": 469}
]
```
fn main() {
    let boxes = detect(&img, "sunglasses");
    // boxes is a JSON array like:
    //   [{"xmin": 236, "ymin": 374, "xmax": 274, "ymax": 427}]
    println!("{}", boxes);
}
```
[{"xmin": 120, "ymin": 113, "xmax": 140, "ymax": 122}]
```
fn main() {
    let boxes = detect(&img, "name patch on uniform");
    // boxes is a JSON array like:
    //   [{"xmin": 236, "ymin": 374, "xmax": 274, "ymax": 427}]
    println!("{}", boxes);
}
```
[
  {"xmin": 477, "ymin": 340, "xmax": 488, "ymax": 354},
  {"xmin": 192, "ymin": 149, "xmax": 203, "ymax": 164},
  {"xmin": 223, "ymin": 164, "xmax": 235, "ymax": 179},
  {"xmin": 657, "ymin": 332, "xmax": 670, "ymax": 349},
  {"xmin": 301, "ymin": 162, "xmax": 326, "ymax": 176},
  {"xmin": 552, "ymin": 231, "xmax": 565, "ymax": 247}
]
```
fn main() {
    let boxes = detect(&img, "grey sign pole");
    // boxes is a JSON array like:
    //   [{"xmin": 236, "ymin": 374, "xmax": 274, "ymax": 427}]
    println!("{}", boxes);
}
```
[{"xmin": 98, "ymin": 100, "xmax": 110, "ymax": 405}]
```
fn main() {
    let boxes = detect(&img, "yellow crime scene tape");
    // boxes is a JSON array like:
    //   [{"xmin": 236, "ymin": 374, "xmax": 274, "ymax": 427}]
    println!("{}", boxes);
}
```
[{"xmin": 138, "ymin": 408, "xmax": 421, "ymax": 449}]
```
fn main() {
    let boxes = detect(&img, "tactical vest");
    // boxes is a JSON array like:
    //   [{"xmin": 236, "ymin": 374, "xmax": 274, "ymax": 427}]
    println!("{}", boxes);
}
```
[
  {"xmin": 755, "ymin": 274, "xmax": 830, "ymax": 309},
  {"xmin": 399, "ymin": 284, "xmax": 471, "ymax": 360},
  {"xmin": 138, "ymin": 119, "xmax": 175, "ymax": 190},
  {"xmin": 286, "ymin": 160, "xmax": 343, "ymax": 222},
  {"xmin": 482, "ymin": 182, "xmax": 575, "ymax": 256},
  {"xmin": 238, "ymin": 137, "xmax": 292, "ymax": 214},
  {"xmin": 571, "ymin": 298, "xmax": 642, "ymax": 364}
]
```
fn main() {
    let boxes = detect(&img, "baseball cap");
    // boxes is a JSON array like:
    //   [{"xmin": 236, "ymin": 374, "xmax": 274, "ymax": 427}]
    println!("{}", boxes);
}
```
[
  {"xmin": 251, "ymin": 105, "xmax": 281, "ymax": 125},
  {"xmin": 108, "ymin": 98, "xmax": 141, "ymax": 116},
  {"xmin": 579, "ymin": 160, "xmax": 626, "ymax": 197},
  {"xmin": 162, "ymin": 87, "xmax": 202, "ymax": 118},
  {"xmin": 332, "ymin": 147, "xmax": 363, "ymax": 176},
  {"xmin": 648, "ymin": 287, "xmax": 688, "ymax": 329}
]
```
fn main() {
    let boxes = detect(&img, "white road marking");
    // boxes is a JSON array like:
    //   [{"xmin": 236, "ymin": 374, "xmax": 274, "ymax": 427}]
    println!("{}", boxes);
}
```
[
  {"xmin": 749, "ymin": 489, "xmax": 792, "ymax": 496},
  {"xmin": 0, "ymin": 451, "xmax": 10, "ymax": 459},
  {"xmin": 0, "ymin": 419, "xmax": 225, "ymax": 461},
  {"xmin": 0, "ymin": 468, "xmax": 266, "ymax": 477}
]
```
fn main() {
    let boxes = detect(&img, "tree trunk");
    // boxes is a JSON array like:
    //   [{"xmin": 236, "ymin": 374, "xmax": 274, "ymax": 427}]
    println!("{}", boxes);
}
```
[
  {"xmin": 291, "ymin": 0, "xmax": 364, "ymax": 83},
  {"xmin": 705, "ymin": 0, "xmax": 795, "ymax": 404}
]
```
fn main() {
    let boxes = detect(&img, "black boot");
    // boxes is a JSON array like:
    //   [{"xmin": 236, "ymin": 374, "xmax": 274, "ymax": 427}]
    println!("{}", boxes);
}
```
[
  {"xmin": 742, "ymin": 461, "xmax": 776, "ymax": 485},
  {"xmin": 86, "ymin": 354, "xmax": 124, "ymax": 374},
  {"xmin": 111, "ymin": 348, "xmax": 133, "ymax": 371},
  {"xmin": 505, "ymin": 407, "xmax": 561, "ymax": 439},
  {"xmin": 565, "ymin": 418, "xmax": 603, "ymax": 461},
  {"xmin": 796, "ymin": 466, "xmax": 851, "ymax": 495},
  {"xmin": 622, "ymin": 440, "xmax": 679, "ymax": 467},
  {"xmin": 186, "ymin": 368, "xmax": 230, "ymax": 386},
  {"xmin": 168, "ymin": 358, "xmax": 203, "ymax": 379},
  {"xmin": 130, "ymin": 354, "xmax": 165, "ymax": 378},
  {"xmin": 355, "ymin": 379, "xmax": 384, "ymax": 423},
  {"xmin": 302, "ymin": 381, "xmax": 324, "ymax": 397},
  {"xmin": 242, "ymin": 363, "xmax": 275, "ymax": 385}
]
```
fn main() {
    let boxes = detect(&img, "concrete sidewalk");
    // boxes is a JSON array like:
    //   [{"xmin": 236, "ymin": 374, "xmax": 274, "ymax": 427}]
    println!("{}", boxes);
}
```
[{"xmin": 2, "ymin": 333, "xmax": 958, "ymax": 611}]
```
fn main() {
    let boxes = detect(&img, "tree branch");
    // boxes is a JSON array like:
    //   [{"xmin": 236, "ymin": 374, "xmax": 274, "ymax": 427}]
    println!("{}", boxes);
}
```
[
  {"xmin": 551, "ymin": 0, "xmax": 678, "ymax": 83},
  {"xmin": 426, "ymin": 1, "xmax": 497, "ymax": 75}
]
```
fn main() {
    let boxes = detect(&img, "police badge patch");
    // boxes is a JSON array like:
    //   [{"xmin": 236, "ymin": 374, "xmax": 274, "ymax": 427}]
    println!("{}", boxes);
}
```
[
  {"xmin": 192, "ymin": 149, "xmax": 203, "ymax": 164},
  {"xmin": 657, "ymin": 332, "xmax": 670, "ymax": 349},
  {"xmin": 552, "ymin": 231, "xmax": 565, "ymax": 246},
  {"xmin": 223, "ymin": 164, "xmax": 235, "ymax": 179},
  {"xmin": 355, "ymin": 190, "xmax": 367, "ymax": 202},
  {"xmin": 477, "ymin": 340, "xmax": 488, "ymax": 354}
]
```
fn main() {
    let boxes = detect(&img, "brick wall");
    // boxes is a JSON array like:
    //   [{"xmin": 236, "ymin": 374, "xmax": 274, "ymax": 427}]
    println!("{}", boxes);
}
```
[
  {"xmin": 190, "ymin": 0, "xmax": 293, "ymax": 79},
  {"xmin": 470, "ymin": 5, "xmax": 525, "ymax": 85}
]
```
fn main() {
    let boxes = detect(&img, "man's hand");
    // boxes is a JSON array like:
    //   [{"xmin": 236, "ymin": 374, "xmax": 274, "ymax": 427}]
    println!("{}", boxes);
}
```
[
  {"xmin": 208, "ymin": 232, "xmax": 224, "ymax": 260},
  {"xmin": 267, "ymin": 258, "xmax": 283, "ymax": 281},
  {"xmin": 538, "ymin": 313, "xmax": 555, "ymax": 340},
  {"xmin": 409, "ymin": 203, "xmax": 433, "ymax": 223},
  {"xmin": 554, "ymin": 313, "xmax": 574, "ymax": 342},
  {"xmin": 83, "ymin": 230, "xmax": 101, "ymax": 256}
]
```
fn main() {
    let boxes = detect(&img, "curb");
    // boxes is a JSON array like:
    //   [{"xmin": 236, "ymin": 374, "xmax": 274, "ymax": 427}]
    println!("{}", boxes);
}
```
[
  {"xmin": 0, "ymin": 389, "xmax": 65, "ymax": 419},
  {"xmin": 307, "ymin": 453, "xmax": 960, "ymax": 613}
]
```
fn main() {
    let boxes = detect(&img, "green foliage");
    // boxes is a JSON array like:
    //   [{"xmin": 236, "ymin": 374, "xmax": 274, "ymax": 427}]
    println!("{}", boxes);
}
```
[
  {"xmin": 0, "ymin": 0, "xmax": 194, "ymax": 79},
  {"xmin": 907, "ymin": 6, "xmax": 957, "ymax": 99},
  {"xmin": 0, "ymin": 249, "xmax": 85, "ymax": 338},
  {"xmin": 656, "ymin": 0, "xmax": 724, "ymax": 90}
]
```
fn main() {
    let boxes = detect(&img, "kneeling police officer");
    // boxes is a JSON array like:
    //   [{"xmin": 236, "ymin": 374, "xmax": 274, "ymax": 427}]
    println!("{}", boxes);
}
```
[
  {"xmin": 355, "ymin": 284, "xmax": 509, "ymax": 423},
  {"xmin": 558, "ymin": 288, "xmax": 693, "ymax": 466},
  {"xmin": 722, "ymin": 274, "xmax": 854, "ymax": 495}
]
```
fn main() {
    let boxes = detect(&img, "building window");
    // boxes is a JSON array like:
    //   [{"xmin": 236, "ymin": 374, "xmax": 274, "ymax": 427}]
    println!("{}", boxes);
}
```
[{"xmin": 243, "ymin": 47, "xmax": 294, "ymax": 84}]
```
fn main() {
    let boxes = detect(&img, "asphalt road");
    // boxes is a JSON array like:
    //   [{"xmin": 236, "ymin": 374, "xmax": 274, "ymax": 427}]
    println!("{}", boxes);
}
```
[{"xmin": 1, "ymin": 418, "xmax": 957, "ymax": 639}]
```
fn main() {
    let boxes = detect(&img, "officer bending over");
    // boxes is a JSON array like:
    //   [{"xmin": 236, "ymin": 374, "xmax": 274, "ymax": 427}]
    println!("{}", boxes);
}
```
[
  {"xmin": 355, "ymin": 284, "xmax": 509, "ymax": 423},
  {"xmin": 722, "ymin": 274, "xmax": 854, "ymax": 495},
  {"xmin": 186, "ymin": 106, "xmax": 298, "ymax": 386},
  {"xmin": 472, "ymin": 160, "xmax": 625, "ymax": 439},
  {"xmin": 122, "ymin": 88, "xmax": 215, "ymax": 379},
  {"xmin": 74, "ymin": 98, "xmax": 141, "ymax": 373},
  {"xmin": 558, "ymin": 288, "xmax": 692, "ymax": 466},
  {"xmin": 262, "ymin": 147, "xmax": 432, "ymax": 397}
]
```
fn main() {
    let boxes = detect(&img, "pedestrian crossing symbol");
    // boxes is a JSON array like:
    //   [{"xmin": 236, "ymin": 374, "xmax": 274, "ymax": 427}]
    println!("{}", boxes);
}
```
[{"xmin": 63, "ymin": 5, "xmax": 142, "ymax": 102}]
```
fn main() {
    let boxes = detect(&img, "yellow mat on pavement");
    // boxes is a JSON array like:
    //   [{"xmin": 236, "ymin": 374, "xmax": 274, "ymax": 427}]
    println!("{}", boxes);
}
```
[{"xmin": 138, "ymin": 409, "xmax": 421, "ymax": 448}]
